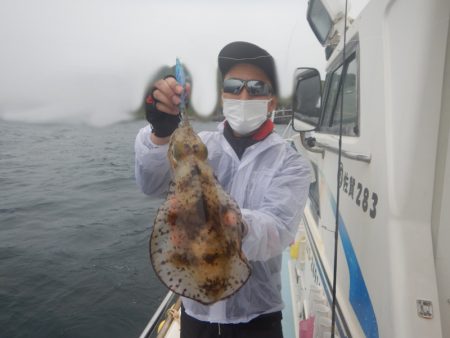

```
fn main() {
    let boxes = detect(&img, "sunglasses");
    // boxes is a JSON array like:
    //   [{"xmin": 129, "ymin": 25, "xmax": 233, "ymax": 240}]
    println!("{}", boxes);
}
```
[{"xmin": 223, "ymin": 78, "xmax": 273, "ymax": 96}]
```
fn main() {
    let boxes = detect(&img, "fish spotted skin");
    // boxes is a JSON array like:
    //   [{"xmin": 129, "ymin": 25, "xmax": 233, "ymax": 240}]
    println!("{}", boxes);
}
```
[{"xmin": 150, "ymin": 120, "xmax": 251, "ymax": 305}]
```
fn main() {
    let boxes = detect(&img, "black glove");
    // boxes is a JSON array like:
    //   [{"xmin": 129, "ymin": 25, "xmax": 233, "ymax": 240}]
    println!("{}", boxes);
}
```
[{"xmin": 145, "ymin": 92, "xmax": 181, "ymax": 137}]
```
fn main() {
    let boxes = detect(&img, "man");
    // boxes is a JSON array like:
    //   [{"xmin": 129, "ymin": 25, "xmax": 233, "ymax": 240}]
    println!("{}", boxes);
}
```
[{"xmin": 135, "ymin": 41, "xmax": 311, "ymax": 338}]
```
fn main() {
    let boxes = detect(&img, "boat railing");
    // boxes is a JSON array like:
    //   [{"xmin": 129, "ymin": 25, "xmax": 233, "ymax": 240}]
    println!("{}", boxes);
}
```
[{"xmin": 139, "ymin": 291, "xmax": 178, "ymax": 338}]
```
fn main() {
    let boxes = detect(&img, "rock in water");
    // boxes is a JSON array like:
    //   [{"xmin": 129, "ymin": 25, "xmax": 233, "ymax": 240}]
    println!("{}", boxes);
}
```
[{"xmin": 150, "ymin": 120, "xmax": 251, "ymax": 305}]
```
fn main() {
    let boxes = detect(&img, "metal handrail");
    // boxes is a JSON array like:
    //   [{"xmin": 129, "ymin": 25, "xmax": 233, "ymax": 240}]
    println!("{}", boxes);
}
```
[
  {"xmin": 315, "ymin": 140, "xmax": 371, "ymax": 163},
  {"xmin": 139, "ymin": 291, "xmax": 177, "ymax": 338}
]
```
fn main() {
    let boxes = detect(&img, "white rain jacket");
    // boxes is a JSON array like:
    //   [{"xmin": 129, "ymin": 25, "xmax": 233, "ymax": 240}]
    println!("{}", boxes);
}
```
[{"xmin": 135, "ymin": 122, "xmax": 311, "ymax": 324}]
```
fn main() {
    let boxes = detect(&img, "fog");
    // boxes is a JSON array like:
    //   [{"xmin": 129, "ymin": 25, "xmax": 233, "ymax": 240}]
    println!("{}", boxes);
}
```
[{"xmin": 0, "ymin": 0, "xmax": 368, "ymax": 126}]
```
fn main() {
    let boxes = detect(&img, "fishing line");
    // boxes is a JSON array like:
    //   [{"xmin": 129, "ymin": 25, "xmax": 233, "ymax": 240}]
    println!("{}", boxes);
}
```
[{"xmin": 331, "ymin": 0, "xmax": 348, "ymax": 337}]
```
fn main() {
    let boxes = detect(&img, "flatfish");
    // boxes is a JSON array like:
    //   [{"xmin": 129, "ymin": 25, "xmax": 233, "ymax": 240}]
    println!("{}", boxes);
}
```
[{"xmin": 150, "ymin": 120, "xmax": 251, "ymax": 304}]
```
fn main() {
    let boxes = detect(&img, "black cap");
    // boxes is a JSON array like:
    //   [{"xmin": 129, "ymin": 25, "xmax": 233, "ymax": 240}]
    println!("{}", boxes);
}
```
[{"xmin": 218, "ymin": 41, "xmax": 278, "ymax": 95}]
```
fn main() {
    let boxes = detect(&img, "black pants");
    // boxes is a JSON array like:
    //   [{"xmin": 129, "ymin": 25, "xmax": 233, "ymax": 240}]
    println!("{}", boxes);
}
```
[{"xmin": 180, "ymin": 307, "xmax": 283, "ymax": 338}]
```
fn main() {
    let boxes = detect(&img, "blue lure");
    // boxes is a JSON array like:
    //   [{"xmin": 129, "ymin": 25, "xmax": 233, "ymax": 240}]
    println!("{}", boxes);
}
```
[{"xmin": 175, "ymin": 58, "xmax": 187, "ymax": 114}]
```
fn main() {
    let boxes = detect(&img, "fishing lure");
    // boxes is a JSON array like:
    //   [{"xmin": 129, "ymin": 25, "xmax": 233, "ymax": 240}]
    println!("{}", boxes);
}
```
[{"xmin": 175, "ymin": 58, "xmax": 187, "ymax": 113}]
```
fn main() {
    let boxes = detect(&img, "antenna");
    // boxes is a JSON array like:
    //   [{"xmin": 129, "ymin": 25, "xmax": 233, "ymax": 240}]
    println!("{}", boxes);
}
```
[{"xmin": 331, "ymin": 0, "xmax": 348, "ymax": 337}]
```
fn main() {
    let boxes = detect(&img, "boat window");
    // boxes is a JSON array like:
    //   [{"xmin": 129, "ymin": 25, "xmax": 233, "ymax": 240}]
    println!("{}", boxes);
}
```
[
  {"xmin": 330, "ymin": 56, "xmax": 358, "ymax": 135},
  {"xmin": 321, "ymin": 64, "xmax": 343, "ymax": 127},
  {"xmin": 320, "ymin": 53, "xmax": 359, "ymax": 136}
]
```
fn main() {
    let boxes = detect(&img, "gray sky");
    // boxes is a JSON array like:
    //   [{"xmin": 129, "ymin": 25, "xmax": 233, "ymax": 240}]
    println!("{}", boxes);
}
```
[{"xmin": 0, "ymin": 0, "xmax": 369, "ymax": 126}]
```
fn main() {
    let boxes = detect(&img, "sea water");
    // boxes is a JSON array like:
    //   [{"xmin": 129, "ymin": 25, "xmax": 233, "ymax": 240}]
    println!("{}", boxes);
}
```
[{"xmin": 0, "ymin": 119, "xmax": 218, "ymax": 338}]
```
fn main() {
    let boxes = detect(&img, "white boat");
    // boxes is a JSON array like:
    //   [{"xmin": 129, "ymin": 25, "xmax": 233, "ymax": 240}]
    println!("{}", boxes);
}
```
[
  {"xmin": 140, "ymin": 0, "xmax": 450, "ymax": 336},
  {"xmin": 287, "ymin": 0, "xmax": 450, "ymax": 337}
]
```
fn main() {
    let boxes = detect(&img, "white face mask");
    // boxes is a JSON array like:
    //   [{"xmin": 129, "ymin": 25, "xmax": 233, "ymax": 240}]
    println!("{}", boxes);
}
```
[{"xmin": 222, "ymin": 98, "xmax": 271, "ymax": 135}]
